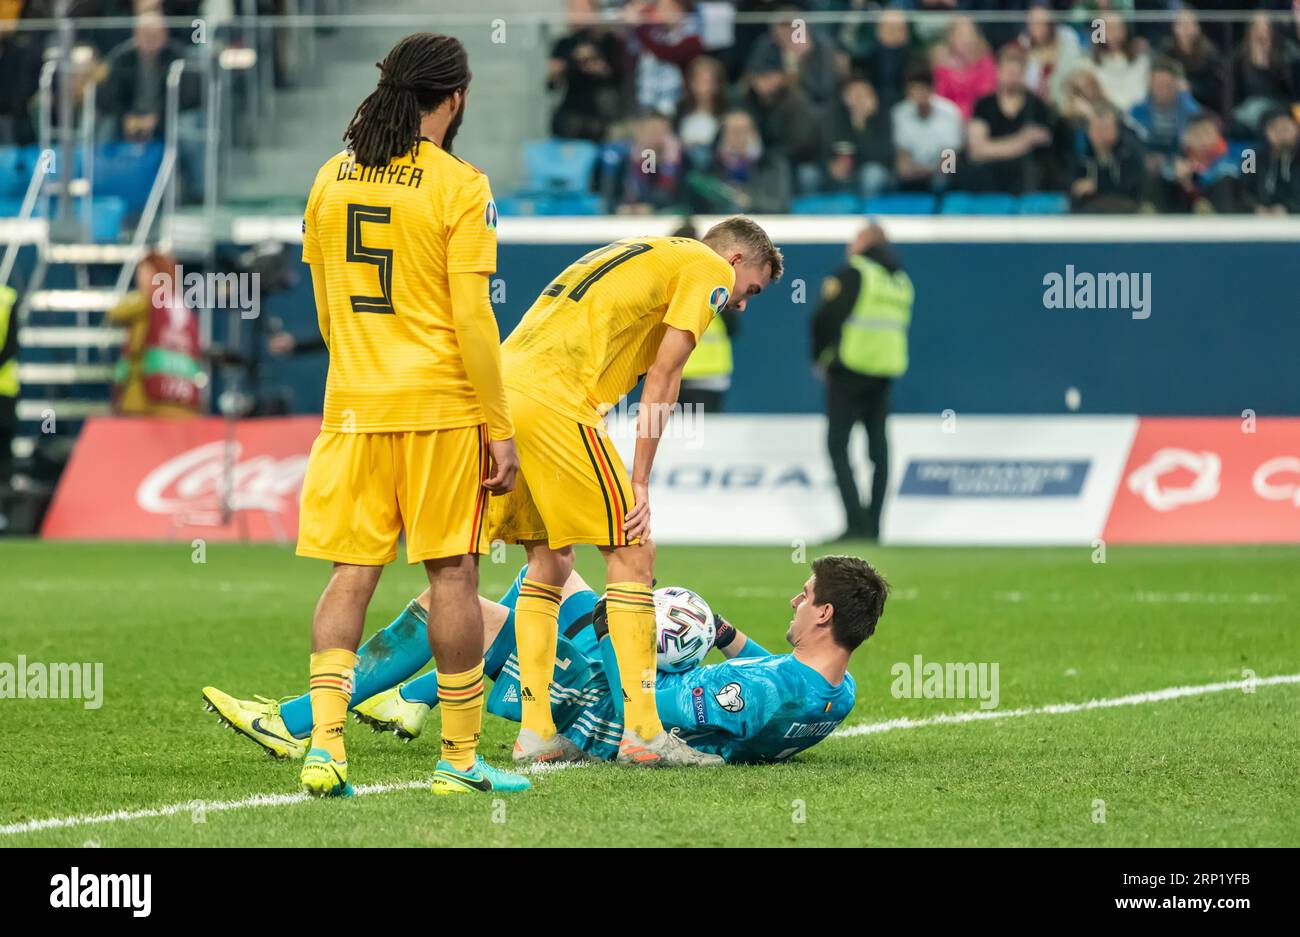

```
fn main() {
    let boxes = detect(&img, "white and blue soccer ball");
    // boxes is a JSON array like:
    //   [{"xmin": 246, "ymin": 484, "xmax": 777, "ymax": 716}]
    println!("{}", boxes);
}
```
[{"xmin": 653, "ymin": 587, "xmax": 716, "ymax": 673}]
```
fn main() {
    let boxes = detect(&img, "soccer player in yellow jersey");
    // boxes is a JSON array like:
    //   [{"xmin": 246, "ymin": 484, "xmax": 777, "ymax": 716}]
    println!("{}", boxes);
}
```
[
  {"xmin": 492, "ymin": 217, "xmax": 783, "ymax": 767},
  {"xmin": 295, "ymin": 33, "xmax": 529, "ymax": 797}
]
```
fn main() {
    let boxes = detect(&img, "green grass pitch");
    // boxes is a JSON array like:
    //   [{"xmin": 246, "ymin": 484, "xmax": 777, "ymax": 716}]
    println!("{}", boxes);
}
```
[{"xmin": 1, "ymin": 540, "xmax": 1297, "ymax": 847}]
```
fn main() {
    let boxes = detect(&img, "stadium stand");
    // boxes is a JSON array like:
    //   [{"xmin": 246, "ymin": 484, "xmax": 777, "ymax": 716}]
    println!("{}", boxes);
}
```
[{"xmin": 0, "ymin": 0, "xmax": 1297, "ymax": 487}]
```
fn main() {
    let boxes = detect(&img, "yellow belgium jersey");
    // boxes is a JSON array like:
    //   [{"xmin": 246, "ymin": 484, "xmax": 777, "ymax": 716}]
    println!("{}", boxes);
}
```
[
  {"xmin": 502, "ymin": 237, "xmax": 735, "ymax": 426},
  {"xmin": 302, "ymin": 141, "xmax": 498, "ymax": 433}
]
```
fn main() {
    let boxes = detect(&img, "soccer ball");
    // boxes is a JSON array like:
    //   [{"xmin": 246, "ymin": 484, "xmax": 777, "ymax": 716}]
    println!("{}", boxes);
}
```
[{"xmin": 653, "ymin": 586, "xmax": 716, "ymax": 673}]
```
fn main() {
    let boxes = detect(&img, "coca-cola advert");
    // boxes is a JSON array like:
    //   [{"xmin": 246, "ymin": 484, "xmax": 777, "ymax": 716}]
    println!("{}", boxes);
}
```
[{"xmin": 41, "ymin": 417, "xmax": 319, "ymax": 541}]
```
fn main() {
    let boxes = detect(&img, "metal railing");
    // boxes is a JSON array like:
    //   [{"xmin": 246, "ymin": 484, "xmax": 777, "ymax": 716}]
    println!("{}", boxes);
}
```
[
  {"xmin": 113, "ymin": 59, "xmax": 187, "ymax": 296},
  {"xmin": 0, "ymin": 154, "xmax": 52, "ymax": 289}
]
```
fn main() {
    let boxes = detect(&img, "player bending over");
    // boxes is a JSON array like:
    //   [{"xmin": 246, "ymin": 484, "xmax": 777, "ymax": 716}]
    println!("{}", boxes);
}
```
[
  {"xmin": 494, "ymin": 217, "xmax": 783, "ymax": 768},
  {"xmin": 203, "ymin": 555, "xmax": 887, "ymax": 765}
]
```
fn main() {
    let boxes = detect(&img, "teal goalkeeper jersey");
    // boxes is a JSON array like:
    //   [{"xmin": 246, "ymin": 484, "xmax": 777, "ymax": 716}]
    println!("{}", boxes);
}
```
[
  {"xmin": 487, "ymin": 623, "xmax": 857, "ymax": 764},
  {"xmin": 655, "ymin": 643, "xmax": 858, "ymax": 764},
  {"xmin": 483, "ymin": 569, "xmax": 857, "ymax": 764}
]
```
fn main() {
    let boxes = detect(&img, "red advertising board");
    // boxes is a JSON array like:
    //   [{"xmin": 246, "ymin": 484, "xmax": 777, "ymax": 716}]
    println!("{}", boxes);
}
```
[
  {"xmin": 37, "ymin": 414, "xmax": 1300, "ymax": 545},
  {"xmin": 42, "ymin": 416, "xmax": 320, "ymax": 542},
  {"xmin": 1104, "ymin": 418, "xmax": 1300, "ymax": 543}
]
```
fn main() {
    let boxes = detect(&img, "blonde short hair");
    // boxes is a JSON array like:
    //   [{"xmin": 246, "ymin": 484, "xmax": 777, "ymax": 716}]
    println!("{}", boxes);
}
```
[{"xmin": 701, "ymin": 216, "xmax": 784, "ymax": 281}]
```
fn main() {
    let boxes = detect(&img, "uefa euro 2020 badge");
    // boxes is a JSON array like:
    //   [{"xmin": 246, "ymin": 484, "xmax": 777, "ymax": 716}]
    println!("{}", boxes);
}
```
[
  {"xmin": 484, "ymin": 199, "xmax": 498, "ymax": 230},
  {"xmin": 708, "ymin": 286, "xmax": 729, "ymax": 314}
]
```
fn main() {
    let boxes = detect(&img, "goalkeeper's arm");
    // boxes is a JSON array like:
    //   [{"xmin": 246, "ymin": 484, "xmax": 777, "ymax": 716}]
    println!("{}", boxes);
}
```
[{"xmin": 712, "ymin": 612, "xmax": 771, "ymax": 660}]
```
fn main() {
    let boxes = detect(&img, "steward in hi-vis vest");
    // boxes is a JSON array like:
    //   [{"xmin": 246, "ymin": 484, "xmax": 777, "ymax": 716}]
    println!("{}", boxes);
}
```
[
  {"xmin": 679, "ymin": 309, "xmax": 737, "ymax": 412},
  {"xmin": 0, "ymin": 284, "xmax": 18, "ymax": 488},
  {"xmin": 811, "ymin": 224, "xmax": 913, "ymax": 541}
]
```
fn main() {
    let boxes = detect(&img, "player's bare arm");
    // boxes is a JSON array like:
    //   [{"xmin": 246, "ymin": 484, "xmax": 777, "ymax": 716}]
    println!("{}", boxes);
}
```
[
  {"xmin": 623, "ymin": 325, "xmax": 696, "ymax": 542},
  {"xmin": 308, "ymin": 266, "xmax": 330, "ymax": 346},
  {"xmin": 448, "ymin": 269, "xmax": 517, "ymax": 493}
]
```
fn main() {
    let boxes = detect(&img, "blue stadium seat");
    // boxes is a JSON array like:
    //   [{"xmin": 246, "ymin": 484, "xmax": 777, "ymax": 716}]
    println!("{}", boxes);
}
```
[
  {"xmin": 791, "ymin": 193, "xmax": 862, "ymax": 214},
  {"xmin": 0, "ymin": 194, "xmax": 128, "ymax": 241},
  {"xmin": 0, "ymin": 146, "xmax": 30, "ymax": 198},
  {"xmin": 596, "ymin": 140, "xmax": 631, "ymax": 193},
  {"xmin": 520, "ymin": 138, "xmax": 599, "ymax": 195},
  {"xmin": 32, "ymin": 143, "xmax": 86, "ymax": 188},
  {"xmin": 0, "ymin": 144, "xmax": 87, "ymax": 197},
  {"xmin": 940, "ymin": 192, "xmax": 1020, "ymax": 215},
  {"xmin": 493, "ymin": 196, "xmax": 535, "ymax": 216},
  {"xmin": 863, "ymin": 193, "xmax": 937, "ymax": 215},
  {"xmin": 495, "ymin": 193, "xmax": 604, "ymax": 216},
  {"xmin": 1018, "ymin": 192, "xmax": 1069, "ymax": 215},
  {"xmin": 1226, "ymin": 139, "xmax": 1253, "ymax": 169},
  {"xmin": 94, "ymin": 141, "xmax": 164, "ymax": 215},
  {"xmin": 542, "ymin": 193, "xmax": 604, "ymax": 215},
  {"xmin": 86, "ymin": 195, "xmax": 128, "ymax": 242}
]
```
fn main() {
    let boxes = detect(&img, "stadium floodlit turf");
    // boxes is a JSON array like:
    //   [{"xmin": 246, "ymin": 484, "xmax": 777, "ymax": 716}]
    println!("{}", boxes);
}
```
[{"xmin": 1, "ymin": 541, "xmax": 1296, "ymax": 847}]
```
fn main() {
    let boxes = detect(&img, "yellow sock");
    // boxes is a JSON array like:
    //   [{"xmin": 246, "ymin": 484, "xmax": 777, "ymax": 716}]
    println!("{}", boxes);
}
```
[
  {"xmin": 606, "ymin": 581, "xmax": 662, "ymax": 739},
  {"xmin": 437, "ymin": 661, "xmax": 485, "ymax": 771},
  {"xmin": 515, "ymin": 578, "xmax": 563, "ymax": 738},
  {"xmin": 309, "ymin": 648, "xmax": 357, "ymax": 762}
]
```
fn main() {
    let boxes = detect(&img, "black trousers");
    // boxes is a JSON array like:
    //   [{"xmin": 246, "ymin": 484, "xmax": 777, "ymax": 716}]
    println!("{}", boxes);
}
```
[
  {"xmin": 0, "ymin": 394, "xmax": 14, "ymax": 488},
  {"xmin": 825, "ymin": 370, "xmax": 891, "ymax": 538},
  {"xmin": 677, "ymin": 384, "xmax": 726, "ymax": 413}
]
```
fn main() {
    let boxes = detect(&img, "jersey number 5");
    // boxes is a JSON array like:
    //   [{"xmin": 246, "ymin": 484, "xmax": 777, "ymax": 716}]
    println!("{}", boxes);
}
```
[{"xmin": 346, "ymin": 203, "xmax": 394, "ymax": 314}]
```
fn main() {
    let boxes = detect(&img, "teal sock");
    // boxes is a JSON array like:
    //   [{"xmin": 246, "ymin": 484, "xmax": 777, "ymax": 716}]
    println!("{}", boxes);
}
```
[
  {"xmin": 282, "ymin": 567, "xmax": 566, "ymax": 729},
  {"xmin": 396, "ymin": 582, "xmax": 599, "ymax": 709},
  {"xmin": 400, "ymin": 670, "xmax": 441, "ymax": 706},
  {"xmin": 280, "ymin": 601, "xmax": 431, "ymax": 738}
]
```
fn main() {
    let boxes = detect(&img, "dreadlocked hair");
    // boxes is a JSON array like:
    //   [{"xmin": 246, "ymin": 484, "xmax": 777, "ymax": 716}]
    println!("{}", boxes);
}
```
[{"xmin": 343, "ymin": 32, "xmax": 471, "ymax": 167}]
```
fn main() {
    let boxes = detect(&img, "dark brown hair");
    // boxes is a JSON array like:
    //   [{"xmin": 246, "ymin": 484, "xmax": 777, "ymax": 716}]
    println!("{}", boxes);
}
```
[{"xmin": 811, "ymin": 554, "xmax": 889, "ymax": 650}]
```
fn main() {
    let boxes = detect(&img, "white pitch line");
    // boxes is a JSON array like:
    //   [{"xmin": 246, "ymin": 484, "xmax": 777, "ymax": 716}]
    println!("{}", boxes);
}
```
[
  {"xmin": 0, "ymin": 780, "xmax": 429, "ymax": 837},
  {"xmin": 3, "ymin": 674, "xmax": 1297, "ymax": 838},
  {"xmin": 0, "ymin": 761, "xmax": 578, "ymax": 838},
  {"xmin": 830, "ymin": 673, "xmax": 1300, "ymax": 739}
]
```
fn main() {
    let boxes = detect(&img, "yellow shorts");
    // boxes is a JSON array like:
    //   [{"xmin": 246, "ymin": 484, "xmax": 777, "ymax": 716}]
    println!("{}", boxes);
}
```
[
  {"xmin": 488, "ymin": 389, "xmax": 636, "ymax": 549},
  {"xmin": 297, "ymin": 425, "xmax": 490, "ymax": 565}
]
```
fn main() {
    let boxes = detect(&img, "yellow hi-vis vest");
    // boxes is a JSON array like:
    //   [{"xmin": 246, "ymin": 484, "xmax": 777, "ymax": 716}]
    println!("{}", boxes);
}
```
[
  {"xmin": 838, "ymin": 254, "xmax": 913, "ymax": 378},
  {"xmin": 681, "ymin": 313, "xmax": 733, "ymax": 381},
  {"xmin": 0, "ymin": 285, "xmax": 18, "ymax": 399}
]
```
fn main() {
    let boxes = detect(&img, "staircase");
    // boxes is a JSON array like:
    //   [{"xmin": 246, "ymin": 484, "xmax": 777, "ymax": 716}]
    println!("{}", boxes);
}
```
[
  {"xmin": 5, "ymin": 1, "xmax": 564, "ymax": 468},
  {"xmin": 223, "ymin": 0, "xmax": 560, "ymax": 206},
  {"xmin": 13, "ymin": 243, "xmax": 139, "ymax": 448}
]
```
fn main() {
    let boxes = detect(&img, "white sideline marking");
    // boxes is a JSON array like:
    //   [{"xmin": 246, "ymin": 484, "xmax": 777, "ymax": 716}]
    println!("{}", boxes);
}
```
[
  {"xmin": 831, "ymin": 673, "xmax": 1300, "ymax": 739},
  {"xmin": 3, "ymin": 674, "xmax": 1296, "ymax": 838},
  {"xmin": 0, "ymin": 780, "xmax": 428, "ymax": 837}
]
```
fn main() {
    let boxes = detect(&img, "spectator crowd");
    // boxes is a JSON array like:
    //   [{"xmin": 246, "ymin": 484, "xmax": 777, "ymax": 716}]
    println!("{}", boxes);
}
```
[
  {"xmin": 0, "ymin": 0, "xmax": 310, "ymax": 203},
  {"xmin": 548, "ymin": 0, "xmax": 1300, "ymax": 214}
]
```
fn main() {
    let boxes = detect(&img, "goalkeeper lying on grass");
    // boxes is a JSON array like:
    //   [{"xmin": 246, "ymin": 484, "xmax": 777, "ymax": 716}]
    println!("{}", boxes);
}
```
[{"xmin": 203, "ymin": 555, "xmax": 887, "ymax": 766}]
